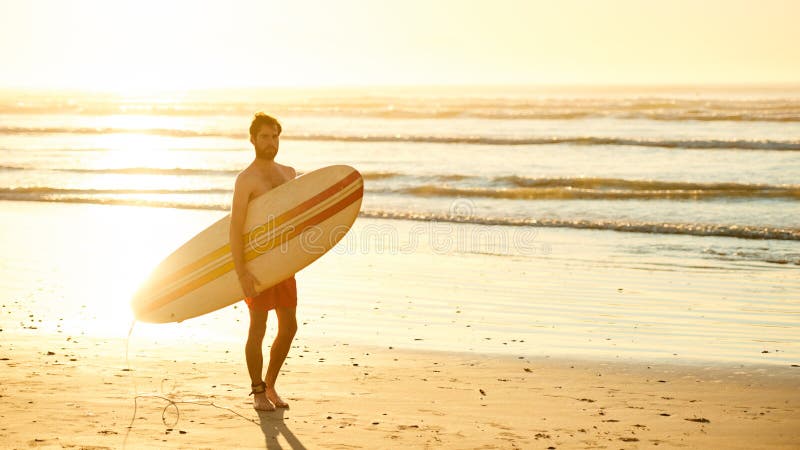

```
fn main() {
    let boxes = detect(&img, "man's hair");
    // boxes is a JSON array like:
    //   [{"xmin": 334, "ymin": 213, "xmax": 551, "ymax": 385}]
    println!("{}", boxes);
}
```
[{"xmin": 249, "ymin": 112, "xmax": 282, "ymax": 140}]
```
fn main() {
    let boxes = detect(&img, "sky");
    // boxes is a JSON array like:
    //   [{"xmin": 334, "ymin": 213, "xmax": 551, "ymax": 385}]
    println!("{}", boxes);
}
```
[{"xmin": 0, "ymin": 0, "xmax": 798, "ymax": 91}]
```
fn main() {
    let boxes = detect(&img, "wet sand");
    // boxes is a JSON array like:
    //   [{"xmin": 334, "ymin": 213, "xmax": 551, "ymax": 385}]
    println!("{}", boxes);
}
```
[
  {"xmin": 1, "ymin": 200, "xmax": 797, "ymax": 365},
  {"xmin": 1, "ymin": 200, "xmax": 799, "ymax": 448}
]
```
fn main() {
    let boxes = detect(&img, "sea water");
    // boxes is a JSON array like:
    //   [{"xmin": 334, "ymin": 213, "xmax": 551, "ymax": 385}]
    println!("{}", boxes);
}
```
[{"xmin": 1, "ymin": 86, "xmax": 798, "ymax": 365}]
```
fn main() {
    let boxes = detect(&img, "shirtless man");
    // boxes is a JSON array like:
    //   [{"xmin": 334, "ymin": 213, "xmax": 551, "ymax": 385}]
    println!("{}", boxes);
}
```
[{"xmin": 230, "ymin": 112, "xmax": 298, "ymax": 411}]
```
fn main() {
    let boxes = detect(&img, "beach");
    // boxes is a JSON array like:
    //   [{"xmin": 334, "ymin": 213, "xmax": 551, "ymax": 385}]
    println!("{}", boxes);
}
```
[
  {"xmin": 1, "ymin": 200, "xmax": 799, "ymax": 449},
  {"xmin": 3, "ymin": 333, "xmax": 799, "ymax": 449},
  {"xmin": 1, "ymin": 85, "xmax": 799, "ymax": 448},
  {"xmin": 1, "ymin": 0, "xmax": 799, "ymax": 446}
]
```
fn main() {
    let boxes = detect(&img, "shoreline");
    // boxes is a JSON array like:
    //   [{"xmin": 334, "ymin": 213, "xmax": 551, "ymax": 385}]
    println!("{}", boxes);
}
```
[
  {"xmin": 1, "ymin": 199, "xmax": 799, "ymax": 367},
  {"xmin": 8, "ymin": 319, "xmax": 800, "ymax": 378},
  {"xmin": 5, "ymin": 318, "xmax": 800, "ymax": 390}
]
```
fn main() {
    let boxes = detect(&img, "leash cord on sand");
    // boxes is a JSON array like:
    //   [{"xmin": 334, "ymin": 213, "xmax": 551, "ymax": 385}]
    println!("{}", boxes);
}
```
[
  {"xmin": 123, "ymin": 319, "xmax": 260, "ymax": 440},
  {"xmin": 129, "ymin": 394, "xmax": 261, "ymax": 428}
]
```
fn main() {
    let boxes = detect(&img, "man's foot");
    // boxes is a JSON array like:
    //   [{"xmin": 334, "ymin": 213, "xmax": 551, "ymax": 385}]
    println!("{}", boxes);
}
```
[
  {"xmin": 250, "ymin": 382, "xmax": 275, "ymax": 411},
  {"xmin": 265, "ymin": 386, "xmax": 289, "ymax": 408}
]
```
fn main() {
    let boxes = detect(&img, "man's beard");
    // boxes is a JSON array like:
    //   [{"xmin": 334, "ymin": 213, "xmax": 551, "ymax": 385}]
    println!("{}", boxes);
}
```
[{"xmin": 256, "ymin": 146, "xmax": 277, "ymax": 160}]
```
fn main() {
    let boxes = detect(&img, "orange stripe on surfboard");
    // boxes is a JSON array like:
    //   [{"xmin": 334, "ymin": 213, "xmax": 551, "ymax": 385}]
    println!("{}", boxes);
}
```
[
  {"xmin": 145, "ymin": 174, "xmax": 363, "ymax": 301},
  {"xmin": 135, "ymin": 181, "xmax": 363, "ymax": 317},
  {"xmin": 146, "ymin": 170, "xmax": 361, "ymax": 289}
]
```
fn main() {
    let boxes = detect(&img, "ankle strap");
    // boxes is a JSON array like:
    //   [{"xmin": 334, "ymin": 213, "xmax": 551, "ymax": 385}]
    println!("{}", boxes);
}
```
[{"xmin": 249, "ymin": 381, "xmax": 267, "ymax": 396}]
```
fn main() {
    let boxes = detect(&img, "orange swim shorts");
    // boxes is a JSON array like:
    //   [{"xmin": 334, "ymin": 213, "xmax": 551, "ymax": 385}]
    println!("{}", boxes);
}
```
[{"xmin": 244, "ymin": 276, "xmax": 298, "ymax": 311}]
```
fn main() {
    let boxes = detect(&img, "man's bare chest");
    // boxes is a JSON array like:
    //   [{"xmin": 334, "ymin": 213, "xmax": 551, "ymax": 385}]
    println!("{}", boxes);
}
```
[{"xmin": 249, "ymin": 167, "xmax": 291, "ymax": 199}]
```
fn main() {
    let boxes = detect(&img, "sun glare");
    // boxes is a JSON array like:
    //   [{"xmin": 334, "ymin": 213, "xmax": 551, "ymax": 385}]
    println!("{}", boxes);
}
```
[
  {"xmin": 2, "ymin": 1, "xmax": 798, "ymax": 89},
  {"xmin": 71, "ymin": 205, "xmax": 222, "ymax": 337}
]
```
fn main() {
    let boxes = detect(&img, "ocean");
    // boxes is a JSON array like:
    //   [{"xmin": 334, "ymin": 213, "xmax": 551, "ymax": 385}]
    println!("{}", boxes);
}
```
[
  {"xmin": 1, "ymin": 85, "xmax": 798, "ymax": 266},
  {"xmin": 1, "ymin": 85, "xmax": 799, "ymax": 365}
]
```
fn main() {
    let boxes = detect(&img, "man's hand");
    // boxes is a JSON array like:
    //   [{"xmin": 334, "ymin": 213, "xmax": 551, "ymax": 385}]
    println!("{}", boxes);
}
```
[{"xmin": 238, "ymin": 269, "xmax": 261, "ymax": 298}]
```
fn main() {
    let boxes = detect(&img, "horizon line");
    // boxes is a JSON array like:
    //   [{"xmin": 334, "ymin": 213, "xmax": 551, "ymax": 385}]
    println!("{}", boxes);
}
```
[{"xmin": 2, "ymin": 81, "xmax": 800, "ymax": 94}]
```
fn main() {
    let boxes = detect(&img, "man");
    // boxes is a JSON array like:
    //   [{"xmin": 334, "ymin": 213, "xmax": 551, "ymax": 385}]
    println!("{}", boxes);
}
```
[{"xmin": 230, "ymin": 112, "xmax": 298, "ymax": 411}]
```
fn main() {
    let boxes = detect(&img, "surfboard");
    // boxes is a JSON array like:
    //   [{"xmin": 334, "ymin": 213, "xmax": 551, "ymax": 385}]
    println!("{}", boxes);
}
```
[{"xmin": 131, "ymin": 165, "xmax": 363, "ymax": 323}]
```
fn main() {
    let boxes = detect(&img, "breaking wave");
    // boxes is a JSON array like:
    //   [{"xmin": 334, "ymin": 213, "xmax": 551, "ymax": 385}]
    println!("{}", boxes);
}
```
[{"xmin": 2, "ymin": 126, "xmax": 799, "ymax": 150}]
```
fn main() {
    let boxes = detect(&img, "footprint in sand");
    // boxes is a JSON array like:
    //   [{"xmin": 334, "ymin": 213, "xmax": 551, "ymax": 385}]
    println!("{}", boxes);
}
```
[
  {"xmin": 417, "ymin": 408, "xmax": 446, "ymax": 416},
  {"xmin": 487, "ymin": 421, "xmax": 513, "ymax": 431}
]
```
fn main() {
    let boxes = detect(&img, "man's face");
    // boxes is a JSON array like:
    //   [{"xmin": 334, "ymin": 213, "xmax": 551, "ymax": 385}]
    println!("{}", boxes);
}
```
[{"xmin": 251, "ymin": 123, "xmax": 280, "ymax": 160}]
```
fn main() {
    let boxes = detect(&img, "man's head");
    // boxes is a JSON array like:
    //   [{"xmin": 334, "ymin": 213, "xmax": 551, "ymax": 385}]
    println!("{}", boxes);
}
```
[{"xmin": 249, "ymin": 112, "xmax": 282, "ymax": 161}]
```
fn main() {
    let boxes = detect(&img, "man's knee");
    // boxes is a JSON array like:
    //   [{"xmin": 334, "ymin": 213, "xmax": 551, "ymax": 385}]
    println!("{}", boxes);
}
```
[
  {"xmin": 248, "ymin": 321, "xmax": 267, "ymax": 340},
  {"xmin": 275, "ymin": 307, "xmax": 297, "ymax": 337},
  {"xmin": 279, "ymin": 319, "xmax": 297, "ymax": 338},
  {"xmin": 248, "ymin": 309, "xmax": 268, "ymax": 338}
]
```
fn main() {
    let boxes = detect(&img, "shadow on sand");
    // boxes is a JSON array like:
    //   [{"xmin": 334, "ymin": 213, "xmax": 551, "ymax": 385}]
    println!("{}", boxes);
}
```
[{"xmin": 257, "ymin": 408, "xmax": 307, "ymax": 450}]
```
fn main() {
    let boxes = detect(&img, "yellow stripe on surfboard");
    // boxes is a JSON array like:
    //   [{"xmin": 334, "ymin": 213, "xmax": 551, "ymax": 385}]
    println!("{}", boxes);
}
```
[
  {"xmin": 146, "ymin": 170, "xmax": 361, "ymax": 289},
  {"xmin": 145, "ymin": 173, "xmax": 363, "ymax": 302},
  {"xmin": 136, "ymin": 173, "xmax": 363, "ymax": 315}
]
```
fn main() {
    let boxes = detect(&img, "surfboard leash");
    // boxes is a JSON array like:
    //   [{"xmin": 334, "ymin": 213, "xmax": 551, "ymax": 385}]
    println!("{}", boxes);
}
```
[{"xmin": 122, "ymin": 319, "xmax": 261, "ymax": 447}]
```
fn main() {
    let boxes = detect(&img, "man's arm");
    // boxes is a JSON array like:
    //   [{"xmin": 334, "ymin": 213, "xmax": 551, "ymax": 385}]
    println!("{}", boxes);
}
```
[{"xmin": 230, "ymin": 174, "xmax": 259, "ymax": 298}]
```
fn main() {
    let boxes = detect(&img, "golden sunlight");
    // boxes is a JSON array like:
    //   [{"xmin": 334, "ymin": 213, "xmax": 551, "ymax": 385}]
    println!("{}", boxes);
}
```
[
  {"xmin": 1, "ymin": 0, "xmax": 797, "ymax": 89},
  {"xmin": 72, "ymin": 206, "xmax": 220, "ymax": 336},
  {"xmin": 1, "ymin": 1, "xmax": 799, "ymax": 448}
]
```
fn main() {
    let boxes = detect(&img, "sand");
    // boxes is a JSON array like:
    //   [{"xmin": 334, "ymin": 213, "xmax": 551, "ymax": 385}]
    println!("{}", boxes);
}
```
[{"xmin": 1, "ymin": 332, "xmax": 799, "ymax": 449}]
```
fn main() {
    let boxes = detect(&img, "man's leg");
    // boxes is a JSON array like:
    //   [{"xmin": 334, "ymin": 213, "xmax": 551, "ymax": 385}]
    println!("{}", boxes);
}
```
[
  {"xmin": 245, "ymin": 306, "xmax": 274, "ymax": 411},
  {"xmin": 265, "ymin": 306, "xmax": 297, "ymax": 407}
]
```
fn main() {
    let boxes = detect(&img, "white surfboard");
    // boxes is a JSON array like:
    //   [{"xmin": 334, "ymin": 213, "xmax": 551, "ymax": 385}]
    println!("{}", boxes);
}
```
[{"xmin": 131, "ymin": 165, "xmax": 363, "ymax": 323}]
